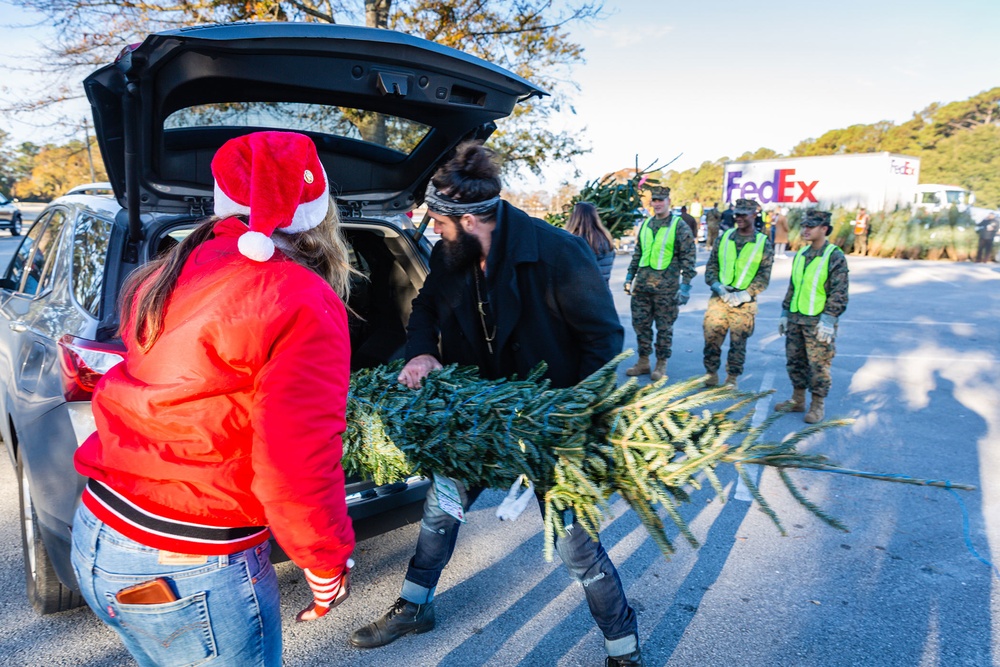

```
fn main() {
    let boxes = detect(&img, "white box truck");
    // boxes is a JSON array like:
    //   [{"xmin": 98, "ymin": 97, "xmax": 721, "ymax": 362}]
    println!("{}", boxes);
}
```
[{"xmin": 723, "ymin": 153, "xmax": 921, "ymax": 212}]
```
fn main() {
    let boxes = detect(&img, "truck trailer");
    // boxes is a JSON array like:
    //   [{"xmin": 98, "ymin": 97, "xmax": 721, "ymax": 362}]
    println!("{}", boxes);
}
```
[{"xmin": 723, "ymin": 153, "xmax": 921, "ymax": 212}]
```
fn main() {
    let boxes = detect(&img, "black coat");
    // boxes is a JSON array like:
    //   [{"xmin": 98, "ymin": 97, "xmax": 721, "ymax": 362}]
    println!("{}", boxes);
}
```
[{"xmin": 406, "ymin": 202, "xmax": 623, "ymax": 388}]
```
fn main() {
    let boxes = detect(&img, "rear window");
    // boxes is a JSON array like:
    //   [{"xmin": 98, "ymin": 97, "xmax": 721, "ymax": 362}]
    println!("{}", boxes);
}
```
[
  {"xmin": 72, "ymin": 213, "xmax": 114, "ymax": 317},
  {"xmin": 164, "ymin": 102, "xmax": 431, "ymax": 155}
]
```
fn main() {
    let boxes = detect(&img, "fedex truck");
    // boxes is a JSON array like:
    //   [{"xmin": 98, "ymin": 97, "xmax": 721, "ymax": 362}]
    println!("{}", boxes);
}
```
[{"xmin": 722, "ymin": 153, "xmax": 920, "ymax": 212}]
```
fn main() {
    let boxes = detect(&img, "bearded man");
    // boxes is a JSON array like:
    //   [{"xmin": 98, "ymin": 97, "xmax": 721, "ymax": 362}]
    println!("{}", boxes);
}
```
[{"xmin": 350, "ymin": 142, "xmax": 644, "ymax": 667}]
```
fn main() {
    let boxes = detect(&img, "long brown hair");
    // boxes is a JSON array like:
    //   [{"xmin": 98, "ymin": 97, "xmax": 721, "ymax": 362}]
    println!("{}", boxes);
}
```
[
  {"xmin": 122, "ymin": 196, "xmax": 356, "ymax": 352},
  {"xmin": 565, "ymin": 201, "xmax": 613, "ymax": 255}
]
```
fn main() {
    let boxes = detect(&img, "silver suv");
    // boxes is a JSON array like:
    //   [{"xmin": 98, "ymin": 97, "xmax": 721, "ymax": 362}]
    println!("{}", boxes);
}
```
[{"xmin": 0, "ymin": 22, "xmax": 542, "ymax": 614}]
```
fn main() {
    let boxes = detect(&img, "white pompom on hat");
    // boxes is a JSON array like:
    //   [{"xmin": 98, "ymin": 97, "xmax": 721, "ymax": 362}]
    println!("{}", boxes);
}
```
[{"xmin": 211, "ymin": 131, "xmax": 330, "ymax": 262}]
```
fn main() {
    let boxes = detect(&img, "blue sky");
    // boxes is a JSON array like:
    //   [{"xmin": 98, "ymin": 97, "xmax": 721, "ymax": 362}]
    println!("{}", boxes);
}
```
[{"xmin": 2, "ymin": 0, "xmax": 998, "ymax": 191}]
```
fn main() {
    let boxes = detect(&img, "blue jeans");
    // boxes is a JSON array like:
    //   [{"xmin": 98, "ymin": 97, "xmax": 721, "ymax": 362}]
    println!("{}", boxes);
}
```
[
  {"xmin": 401, "ymin": 481, "xmax": 639, "ymax": 657},
  {"xmin": 71, "ymin": 504, "xmax": 281, "ymax": 667}
]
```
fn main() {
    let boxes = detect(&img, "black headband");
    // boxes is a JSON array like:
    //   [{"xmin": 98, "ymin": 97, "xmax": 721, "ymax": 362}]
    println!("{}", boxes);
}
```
[{"xmin": 425, "ymin": 183, "xmax": 500, "ymax": 217}]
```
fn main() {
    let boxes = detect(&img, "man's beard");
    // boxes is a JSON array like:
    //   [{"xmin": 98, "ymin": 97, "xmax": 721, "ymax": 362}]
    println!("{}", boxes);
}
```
[{"xmin": 441, "ymin": 225, "xmax": 483, "ymax": 271}]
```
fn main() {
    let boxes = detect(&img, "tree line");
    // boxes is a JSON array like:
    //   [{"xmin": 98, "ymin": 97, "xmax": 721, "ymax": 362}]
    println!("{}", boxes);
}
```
[{"xmin": 0, "ymin": 129, "xmax": 107, "ymax": 200}]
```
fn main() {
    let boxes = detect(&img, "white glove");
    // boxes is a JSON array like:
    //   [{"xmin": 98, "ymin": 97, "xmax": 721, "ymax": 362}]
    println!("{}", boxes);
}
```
[
  {"xmin": 729, "ymin": 290, "xmax": 752, "ymax": 306},
  {"xmin": 816, "ymin": 314, "xmax": 838, "ymax": 344},
  {"xmin": 496, "ymin": 475, "xmax": 535, "ymax": 521},
  {"xmin": 778, "ymin": 310, "xmax": 789, "ymax": 336}
]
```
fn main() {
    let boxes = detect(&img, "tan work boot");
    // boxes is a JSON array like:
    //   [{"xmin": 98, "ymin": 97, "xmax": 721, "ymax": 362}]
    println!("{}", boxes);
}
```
[
  {"xmin": 650, "ymin": 359, "xmax": 667, "ymax": 381},
  {"xmin": 704, "ymin": 370, "xmax": 719, "ymax": 387},
  {"xmin": 625, "ymin": 355, "xmax": 650, "ymax": 377},
  {"xmin": 775, "ymin": 387, "xmax": 806, "ymax": 412},
  {"xmin": 724, "ymin": 374, "xmax": 739, "ymax": 389},
  {"xmin": 804, "ymin": 395, "xmax": 825, "ymax": 424}
]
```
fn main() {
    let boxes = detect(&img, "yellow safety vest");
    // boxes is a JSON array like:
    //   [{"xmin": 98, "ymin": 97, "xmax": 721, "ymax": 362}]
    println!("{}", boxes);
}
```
[
  {"xmin": 718, "ymin": 229, "xmax": 767, "ymax": 290},
  {"xmin": 790, "ymin": 244, "xmax": 839, "ymax": 316},
  {"xmin": 638, "ymin": 215, "xmax": 681, "ymax": 270}
]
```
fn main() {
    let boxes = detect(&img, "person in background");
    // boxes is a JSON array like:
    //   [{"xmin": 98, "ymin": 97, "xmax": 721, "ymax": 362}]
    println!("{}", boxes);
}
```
[
  {"xmin": 71, "ymin": 131, "xmax": 357, "ymax": 666},
  {"xmin": 680, "ymin": 205, "xmax": 698, "ymax": 239},
  {"xmin": 566, "ymin": 200, "xmax": 615, "ymax": 285},
  {"xmin": 689, "ymin": 197, "xmax": 703, "ymax": 221},
  {"xmin": 624, "ymin": 186, "xmax": 697, "ymax": 382},
  {"xmin": 350, "ymin": 142, "xmax": 643, "ymax": 667},
  {"xmin": 703, "ymin": 198, "xmax": 774, "ymax": 389},
  {"xmin": 705, "ymin": 201, "xmax": 723, "ymax": 250},
  {"xmin": 775, "ymin": 209, "xmax": 849, "ymax": 424},
  {"xmin": 720, "ymin": 202, "xmax": 736, "ymax": 232},
  {"xmin": 773, "ymin": 207, "xmax": 790, "ymax": 257},
  {"xmin": 852, "ymin": 207, "xmax": 871, "ymax": 255},
  {"xmin": 975, "ymin": 212, "xmax": 998, "ymax": 263},
  {"xmin": 753, "ymin": 202, "xmax": 765, "ymax": 234}
]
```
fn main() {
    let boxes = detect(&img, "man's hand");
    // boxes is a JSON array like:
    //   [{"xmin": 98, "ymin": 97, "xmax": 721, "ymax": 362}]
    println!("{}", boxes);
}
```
[
  {"xmin": 296, "ymin": 559, "xmax": 353, "ymax": 622},
  {"xmin": 677, "ymin": 283, "xmax": 692, "ymax": 305},
  {"xmin": 624, "ymin": 273, "xmax": 634, "ymax": 295},
  {"xmin": 398, "ymin": 354, "xmax": 443, "ymax": 389},
  {"xmin": 816, "ymin": 313, "xmax": 838, "ymax": 344},
  {"xmin": 710, "ymin": 281, "xmax": 728, "ymax": 299},
  {"xmin": 778, "ymin": 309, "xmax": 790, "ymax": 336}
]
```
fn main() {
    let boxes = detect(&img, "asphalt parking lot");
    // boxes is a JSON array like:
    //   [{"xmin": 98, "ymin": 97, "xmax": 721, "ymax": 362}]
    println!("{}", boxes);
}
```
[{"xmin": 0, "ymin": 237, "xmax": 996, "ymax": 666}]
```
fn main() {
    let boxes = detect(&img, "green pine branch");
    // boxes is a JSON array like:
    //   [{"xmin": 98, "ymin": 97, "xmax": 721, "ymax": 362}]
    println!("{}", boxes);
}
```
[{"xmin": 342, "ymin": 352, "xmax": 975, "ymax": 560}]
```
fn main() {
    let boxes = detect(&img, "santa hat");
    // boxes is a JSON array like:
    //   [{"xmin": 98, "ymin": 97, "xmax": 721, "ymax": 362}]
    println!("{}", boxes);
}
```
[{"xmin": 211, "ymin": 131, "xmax": 330, "ymax": 262}]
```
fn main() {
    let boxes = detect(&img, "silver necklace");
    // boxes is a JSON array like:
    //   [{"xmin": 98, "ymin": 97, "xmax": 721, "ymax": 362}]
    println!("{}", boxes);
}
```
[{"xmin": 472, "ymin": 267, "xmax": 496, "ymax": 354}]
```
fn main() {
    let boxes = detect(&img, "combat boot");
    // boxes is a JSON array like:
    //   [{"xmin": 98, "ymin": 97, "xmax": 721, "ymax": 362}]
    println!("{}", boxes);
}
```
[
  {"xmin": 724, "ymin": 374, "xmax": 739, "ymax": 389},
  {"xmin": 703, "ymin": 370, "xmax": 719, "ymax": 387},
  {"xmin": 607, "ymin": 649, "xmax": 645, "ymax": 667},
  {"xmin": 625, "ymin": 355, "xmax": 650, "ymax": 377},
  {"xmin": 650, "ymin": 359, "xmax": 667, "ymax": 382},
  {"xmin": 349, "ymin": 597, "xmax": 435, "ymax": 648},
  {"xmin": 775, "ymin": 388, "xmax": 806, "ymax": 412},
  {"xmin": 804, "ymin": 395, "xmax": 825, "ymax": 424}
]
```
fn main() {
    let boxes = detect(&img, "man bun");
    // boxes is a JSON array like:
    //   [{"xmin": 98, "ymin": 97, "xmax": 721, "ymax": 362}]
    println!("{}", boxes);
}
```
[{"xmin": 431, "ymin": 141, "xmax": 502, "ymax": 203}]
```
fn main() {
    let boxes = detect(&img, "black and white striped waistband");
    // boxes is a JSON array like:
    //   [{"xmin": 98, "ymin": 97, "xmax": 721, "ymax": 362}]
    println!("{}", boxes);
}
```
[{"xmin": 86, "ymin": 479, "xmax": 268, "ymax": 546}]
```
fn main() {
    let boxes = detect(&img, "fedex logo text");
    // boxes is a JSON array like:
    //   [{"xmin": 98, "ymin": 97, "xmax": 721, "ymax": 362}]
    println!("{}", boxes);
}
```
[
  {"xmin": 725, "ymin": 169, "xmax": 818, "ymax": 204},
  {"xmin": 890, "ymin": 159, "xmax": 915, "ymax": 176}
]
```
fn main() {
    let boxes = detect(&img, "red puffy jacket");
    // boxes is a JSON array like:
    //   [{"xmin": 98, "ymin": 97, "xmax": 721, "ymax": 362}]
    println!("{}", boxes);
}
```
[{"xmin": 75, "ymin": 217, "xmax": 354, "ymax": 572}]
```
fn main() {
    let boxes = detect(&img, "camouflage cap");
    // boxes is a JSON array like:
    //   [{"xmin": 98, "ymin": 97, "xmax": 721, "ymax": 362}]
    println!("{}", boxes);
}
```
[
  {"xmin": 802, "ymin": 209, "xmax": 832, "ymax": 227},
  {"xmin": 649, "ymin": 186, "xmax": 671, "ymax": 200},
  {"xmin": 733, "ymin": 198, "xmax": 758, "ymax": 215}
]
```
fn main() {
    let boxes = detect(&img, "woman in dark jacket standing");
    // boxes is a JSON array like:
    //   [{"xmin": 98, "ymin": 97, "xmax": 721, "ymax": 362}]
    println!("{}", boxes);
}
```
[{"xmin": 566, "ymin": 201, "xmax": 615, "ymax": 285}]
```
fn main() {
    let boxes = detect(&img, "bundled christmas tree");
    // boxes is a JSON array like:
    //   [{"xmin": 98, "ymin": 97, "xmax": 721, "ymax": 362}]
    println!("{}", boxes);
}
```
[{"xmin": 342, "ymin": 353, "xmax": 971, "ymax": 560}]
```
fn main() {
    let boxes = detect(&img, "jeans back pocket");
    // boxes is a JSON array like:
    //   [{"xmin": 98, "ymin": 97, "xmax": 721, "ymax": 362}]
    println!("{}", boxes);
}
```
[{"xmin": 105, "ymin": 591, "xmax": 217, "ymax": 667}]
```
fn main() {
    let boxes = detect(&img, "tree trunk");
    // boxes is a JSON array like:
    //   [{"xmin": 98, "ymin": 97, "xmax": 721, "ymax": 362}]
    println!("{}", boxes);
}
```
[
  {"xmin": 365, "ymin": 0, "xmax": 390, "ymax": 30},
  {"xmin": 364, "ymin": 0, "xmax": 390, "ymax": 145}
]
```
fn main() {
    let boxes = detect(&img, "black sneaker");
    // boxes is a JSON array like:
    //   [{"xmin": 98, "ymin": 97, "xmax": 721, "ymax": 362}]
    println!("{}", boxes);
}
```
[
  {"xmin": 349, "ymin": 597, "xmax": 436, "ymax": 649},
  {"xmin": 606, "ymin": 649, "xmax": 644, "ymax": 667}
]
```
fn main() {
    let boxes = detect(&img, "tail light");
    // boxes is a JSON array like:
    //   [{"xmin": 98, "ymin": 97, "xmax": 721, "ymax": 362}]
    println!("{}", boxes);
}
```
[{"xmin": 57, "ymin": 334, "xmax": 125, "ymax": 401}]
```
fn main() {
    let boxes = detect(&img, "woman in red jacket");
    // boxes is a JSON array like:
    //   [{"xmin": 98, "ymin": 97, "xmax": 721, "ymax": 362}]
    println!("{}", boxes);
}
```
[{"xmin": 71, "ymin": 131, "xmax": 355, "ymax": 666}]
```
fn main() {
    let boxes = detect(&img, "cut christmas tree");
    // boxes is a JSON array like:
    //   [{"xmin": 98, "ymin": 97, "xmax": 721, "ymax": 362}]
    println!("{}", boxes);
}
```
[{"xmin": 343, "ymin": 352, "xmax": 973, "ymax": 560}]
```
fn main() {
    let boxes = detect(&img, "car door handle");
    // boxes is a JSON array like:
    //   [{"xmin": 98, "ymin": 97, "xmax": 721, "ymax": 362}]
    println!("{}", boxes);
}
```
[{"xmin": 9, "ymin": 321, "xmax": 26, "ymax": 332}]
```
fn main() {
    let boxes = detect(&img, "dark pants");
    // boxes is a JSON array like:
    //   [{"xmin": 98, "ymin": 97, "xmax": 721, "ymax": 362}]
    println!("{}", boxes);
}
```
[
  {"xmin": 976, "ymin": 238, "xmax": 995, "ymax": 263},
  {"xmin": 401, "ymin": 479, "xmax": 639, "ymax": 656}
]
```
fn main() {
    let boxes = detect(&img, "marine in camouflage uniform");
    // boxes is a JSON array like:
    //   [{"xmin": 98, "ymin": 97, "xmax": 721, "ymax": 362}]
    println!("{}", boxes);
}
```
[
  {"xmin": 703, "ymin": 198, "xmax": 774, "ymax": 388},
  {"xmin": 775, "ymin": 209, "xmax": 849, "ymax": 423},
  {"xmin": 624, "ymin": 187, "xmax": 697, "ymax": 381},
  {"xmin": 705, "ymin": 203, "xmax": 723, "ymax": 250}
]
